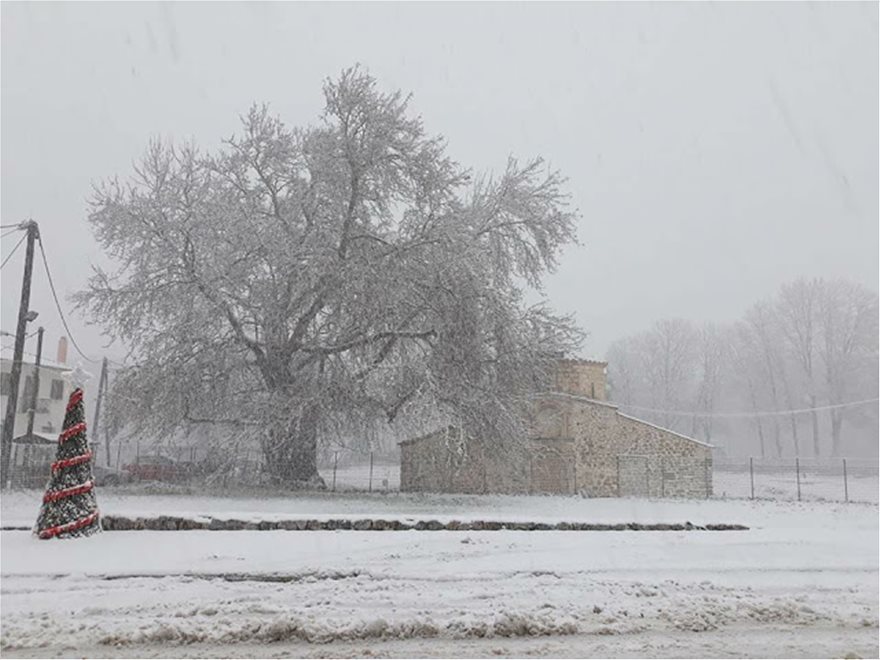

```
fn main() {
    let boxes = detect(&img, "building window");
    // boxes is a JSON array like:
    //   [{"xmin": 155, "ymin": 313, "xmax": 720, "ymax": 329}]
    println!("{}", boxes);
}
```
[
  {"xmin": 50, "ymin": 379, "xmax": 64, "ymax": 400},
  {"xmin": 37, "ymin": 398, "xmax": 51, "ymax": 414},
  {"xmin": 0, "ymin": 373, "xmax": 9, "ymax": 396}
]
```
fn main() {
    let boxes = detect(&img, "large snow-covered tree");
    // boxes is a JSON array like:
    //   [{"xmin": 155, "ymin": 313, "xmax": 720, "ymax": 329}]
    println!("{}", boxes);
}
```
[{"xmin": 76, "ymin": 67, "xmax": 582, "ymax": 486}]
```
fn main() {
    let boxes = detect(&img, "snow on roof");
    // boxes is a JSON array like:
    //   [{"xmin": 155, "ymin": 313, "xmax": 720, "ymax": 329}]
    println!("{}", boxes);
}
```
[
  {"xmin": 0, "ymin": 348, "xmax": 71, "ymax": 372},
  {"xmin": 11, "ymin": 431, "xmax": 57, "ymax": 445},
  {"xmin": 538, "ymin": 392, "xmax": 713, "ymax": 448},
  {"xmin": 534, "ymin": 391, "xmax": 620, "ymax": 410},
  {"xmin": 615, "ymin": 413, "xmax": 714, "ymax": 448}
]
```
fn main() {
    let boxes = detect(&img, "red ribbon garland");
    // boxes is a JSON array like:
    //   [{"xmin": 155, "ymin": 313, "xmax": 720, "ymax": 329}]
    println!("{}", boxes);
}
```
[
  {"xmin": 59, "ymin": 422, "xmax": 86, "ymax": 444},
  {"xmin": 38, "ymin": 510, "xmax": 100, "ymax": 540},
  {"xmin": 66, "ymin": 389, "xmax": 84, "ymax": 412},
  {"xmin": 51, "ymin": 451, "xmax": 93, "ymax": 472},
  {"xmin": 42, "ymin": 480, "xmax": 94, "ymax": 504}
]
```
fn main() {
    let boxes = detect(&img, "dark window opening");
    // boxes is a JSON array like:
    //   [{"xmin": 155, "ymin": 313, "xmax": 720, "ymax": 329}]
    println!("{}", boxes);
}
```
[{"xmin": 50, "ymin": 379, "xmax": 64, "ymax": 400}]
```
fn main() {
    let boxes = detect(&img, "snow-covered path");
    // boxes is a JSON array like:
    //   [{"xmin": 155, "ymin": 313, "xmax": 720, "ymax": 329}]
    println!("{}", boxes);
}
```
[{"xmin": 1, "ymin": 494, "xmax": 877, "ymax": 658}]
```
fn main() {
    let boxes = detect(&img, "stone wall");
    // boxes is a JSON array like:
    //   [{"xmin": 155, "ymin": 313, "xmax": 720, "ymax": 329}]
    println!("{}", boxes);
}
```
[
  {"xmin": 554, "ymin": 359, "xmax": 607, "ymax": 401},
  {"xmin": 399, "ymin": 393, "xmax": 713, "ymax": 499},
  {"xmin": 399, "ymin": 428, "xmax": 530, "ymax": 494},
  {"xmin": 553, "ymin": 397, "xmax": 712, "ymax": 498},
  {"xmin": 529, "ymin": 438, "xmax": 576, "ymax": 494}
]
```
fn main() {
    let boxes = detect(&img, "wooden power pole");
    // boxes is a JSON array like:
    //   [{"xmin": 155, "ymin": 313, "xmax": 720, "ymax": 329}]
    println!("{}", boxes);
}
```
[
  {"xmin": 93, "ymin": 357, "xmax": 109, "ymax": 465},
  {"xmin": 25, "ymin": 326, "xmax": 45, "ymax": 439},
  {"xmin": 1, "ymin": 220, "xmax": 39, "ymax": 489}
]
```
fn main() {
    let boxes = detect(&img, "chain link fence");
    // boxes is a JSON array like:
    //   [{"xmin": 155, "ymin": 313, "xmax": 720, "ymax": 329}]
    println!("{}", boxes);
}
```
[
  {"xmin": 319, "ymin": 452, "xmax": 400, "ymax": 492},
  {"xmin": 713, "ymin": 457, "xmax": 878, "ymax": 504}
]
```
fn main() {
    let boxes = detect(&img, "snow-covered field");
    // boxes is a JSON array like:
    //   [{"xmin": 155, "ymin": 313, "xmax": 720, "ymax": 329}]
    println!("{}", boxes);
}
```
[
  {"xmin": 714, "ymin": 465, "xmax": 879, "ymax": 504},
  {"xmin": 1, "ymin": 491, "xmax": 877, "ymax": 658}
]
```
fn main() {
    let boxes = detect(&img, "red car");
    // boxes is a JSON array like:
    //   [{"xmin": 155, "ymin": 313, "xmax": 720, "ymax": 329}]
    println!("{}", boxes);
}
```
[{"xmin": 123, "ymin": 455, "xmax": 183, "ymax": 482}]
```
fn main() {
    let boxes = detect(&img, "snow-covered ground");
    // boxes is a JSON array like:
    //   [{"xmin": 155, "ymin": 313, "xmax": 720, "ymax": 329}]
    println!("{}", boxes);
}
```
[
  {"xmin": 714, "ymin": 465, "xmax": 879, "ymax": 504},
  {"xmin": 1, "ymin": 491, "xmax": 877, "ymax": 658}
]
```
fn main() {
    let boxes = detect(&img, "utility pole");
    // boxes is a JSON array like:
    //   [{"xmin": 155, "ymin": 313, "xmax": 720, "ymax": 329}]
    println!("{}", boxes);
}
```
[
  {"xmin": 21, "ymin": 327, "xmax": 44, "ymax": 487},
  {"xmin": 1, "ymin": 220, "xmax": 39, "ymax": 490},
  {"xmin": 25, "ymin": 327, "xmax": 45, "ymax": 439},
  {"xmin": 93, "ymin": 357, "xmax": 109, "ymax": 465}
]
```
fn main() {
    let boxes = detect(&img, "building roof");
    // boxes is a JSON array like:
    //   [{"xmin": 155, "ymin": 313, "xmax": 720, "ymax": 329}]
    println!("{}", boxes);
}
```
[
  {"xmin": 534, "ymin": 391, "xmax": 620, "ymax": 409},
  {"xmin": 1, "ymin": 348, "xmax": 71, "ymax": 372},
  {"xmin": 557, "ymin": 358, "xmax": 607, "ymax": 367},
  {"xmin": 399, "ymin": 392, "xmax": 713, "ymax": 450},
  {"xmin": 616, "ymin": 413, "xmax": 714, "ymax": 448},
  {"xmin": 398, "ymin": 425, "xmax": 459, "ymax": 447},
  {"xmin": 11, "ymin": 431, "xmax": 57, "ymax": 445},
  {"xmin": 548, "ymin": 393, "xmax": 713, "ymax": 448}
]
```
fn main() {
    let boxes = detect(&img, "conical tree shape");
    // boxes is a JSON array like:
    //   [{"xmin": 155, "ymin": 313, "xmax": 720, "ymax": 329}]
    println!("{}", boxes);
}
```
[{"xmin": 35, "ymin": 388, "xmax": 101, "ymax": 539}]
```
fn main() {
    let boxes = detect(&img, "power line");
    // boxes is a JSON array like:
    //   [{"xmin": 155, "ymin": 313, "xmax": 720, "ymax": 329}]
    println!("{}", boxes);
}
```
[
  {"xmin": 36, "ymin": 234, "xmax": 98, "ymax": 364},
  {"xmin": 0, "ymin": 223, "xmax": 25, "ymax": 230},
  {"xmin": 617, "ymin": 398, "xmax": 879, "ymax": 419},
  {"xmin": 0, "ymin": 329, "xmax": 39, "ymax": 342},
  {"xmin": 0, "ymin": 233, "xmax": 26, "ymax": 270},
  {"xmin": 1, "ymin": 228, "xmax": 19, "ymax": 240}
]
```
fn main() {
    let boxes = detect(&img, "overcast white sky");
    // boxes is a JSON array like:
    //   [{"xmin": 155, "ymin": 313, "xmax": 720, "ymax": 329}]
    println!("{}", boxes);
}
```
[{"xmin": 2, "ymin": 1, "xmax": 877, "ymax": 372}]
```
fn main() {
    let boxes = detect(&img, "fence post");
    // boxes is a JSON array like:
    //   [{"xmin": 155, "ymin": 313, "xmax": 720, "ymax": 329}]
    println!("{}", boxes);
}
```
[
  {"xmin": 644, "ymin": 456, "xmax": 650, "ymax": 498},
  {"xmin": 749, "ymin": 457, "xmax": 755, "ymax": 500},
  {"xmin": 843, "ymin": 458, "xmax": 848, "ymax": 503},
  {"xmin": 368, "ymin": 451, "xmax": 374, "ymax": 493},
  {"xmin": 332, "ymin": 451, "xmax": 338, "ymax": 492},
  {"xmin": 795, "ymin": 457, "xmax": 801, "ymax": 502}
]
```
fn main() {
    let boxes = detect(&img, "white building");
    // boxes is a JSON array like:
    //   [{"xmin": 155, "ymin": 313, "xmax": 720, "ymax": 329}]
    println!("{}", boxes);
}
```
[{"xmin": 1, "ymin": 336, "xmax": 74, "ymax": 441}]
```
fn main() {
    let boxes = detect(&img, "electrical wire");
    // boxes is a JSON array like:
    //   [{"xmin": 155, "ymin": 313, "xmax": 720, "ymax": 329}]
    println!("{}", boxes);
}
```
[
  {"xmin": 37, "ymin": 234, "xmax": 98, "ymax": 364},
  {"xmin": 0, "ymin": 223, "xmax": 25, "ymax": 229},
  {"xmin": 0, "ymin": 233, "xmax": 26, "ymax": 270},
  {"xmin": 616, "ymin": 398, "xmax": 879, "ymax": 419},
  {"xmin": 1, "ymin": 228, "xmax": 19, "ymax": 240}
]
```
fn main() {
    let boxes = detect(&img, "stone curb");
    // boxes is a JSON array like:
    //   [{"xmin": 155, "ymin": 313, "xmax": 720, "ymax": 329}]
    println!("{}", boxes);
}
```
[{"xmin": 59, "ymin": 517, "xmax": 749, "ymax": 532}]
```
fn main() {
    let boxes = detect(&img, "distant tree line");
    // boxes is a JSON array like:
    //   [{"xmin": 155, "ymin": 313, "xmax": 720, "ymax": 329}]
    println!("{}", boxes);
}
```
[{"xmin": 606, "ymin": 278, "xmax": 878, "ymax": 458}]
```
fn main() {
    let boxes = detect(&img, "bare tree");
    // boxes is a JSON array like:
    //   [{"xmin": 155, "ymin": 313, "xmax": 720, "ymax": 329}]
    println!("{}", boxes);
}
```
[
  {"xmin": 729, "ymin": 322, "xmax": 767, "ymax": 458},
  {"xmin": 815, "ymin": 279, "xmax": 879, "ymax": 456},
  {"xmin": 606, "ymin": 319, "xmax": 697, "ymax": 435},
  {"xmin": 776, "ymin": 279, "xmax": 822, "ymax": 456},
  {"xmin": 76, "ymin": 67, "xmax": 582, "ymax": 487},
  {"xmin": 643, "ymin": 319, "xmax": 698, "ymax": 430},
  {"xmin": 605, "ymin": 335, "xmax": 643, "ymax": 406},
  {"xmin": 691, "ymin": 322, "xmax": 726, "ymax": 443},
  {"xmin": 744, "ymin": 301, "xmax": 787, "ymax": 457}
]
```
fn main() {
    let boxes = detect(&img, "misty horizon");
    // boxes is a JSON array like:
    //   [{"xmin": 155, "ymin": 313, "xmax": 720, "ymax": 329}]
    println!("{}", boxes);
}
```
[{"xmin": 2, "ymin": 1, "xmax": 877, "ymax": 367}]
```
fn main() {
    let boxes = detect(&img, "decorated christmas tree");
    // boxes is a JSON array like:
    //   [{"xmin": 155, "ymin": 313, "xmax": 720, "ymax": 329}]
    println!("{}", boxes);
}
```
[{"xmin": 34, "ymin": 387, "xmax": 101, "ymax": 539}]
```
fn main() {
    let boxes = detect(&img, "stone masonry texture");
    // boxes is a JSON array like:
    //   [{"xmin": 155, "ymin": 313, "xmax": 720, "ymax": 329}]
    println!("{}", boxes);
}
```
[{"xmin": 399, "ymin": 361, "xmax": 712, "ymax": 498}]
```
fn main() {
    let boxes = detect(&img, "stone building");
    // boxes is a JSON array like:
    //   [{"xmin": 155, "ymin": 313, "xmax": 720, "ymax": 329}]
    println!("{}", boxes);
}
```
[{"xmin": 399, "ymin": 359, "xmax": 712, "ymax": 498}]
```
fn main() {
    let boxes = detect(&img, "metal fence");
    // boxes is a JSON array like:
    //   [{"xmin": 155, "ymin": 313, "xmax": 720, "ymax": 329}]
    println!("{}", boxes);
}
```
[
  {"xmin": 320, "ymin": 452, "xmax": 400, "ymax": 492},
  {"xmin": 713, "ymin": 457, "xmax": 879, "ymax": 504}
]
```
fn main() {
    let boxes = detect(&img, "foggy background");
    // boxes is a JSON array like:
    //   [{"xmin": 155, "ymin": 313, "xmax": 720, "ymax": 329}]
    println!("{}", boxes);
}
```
[{"xmin": 2, "ymin": 2, "xmax": 877, "ymax": 372}]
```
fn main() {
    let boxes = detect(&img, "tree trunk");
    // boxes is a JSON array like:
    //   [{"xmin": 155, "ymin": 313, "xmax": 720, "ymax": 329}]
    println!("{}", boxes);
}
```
[
  {"xmin": 746, "ymin": 376, "xmax": 766, "ymax": 458},
  {"xmin": 772, "ymin": 419, "xmax": 782, "ymax": 458},
  {"xmin": 809, "ymin": 395, "xmax": 821, "ymax": 456},
  {"xmin": 262, "ymin": 406, "xmax": 324, "ymax": 487},
  {"xmin": 830, "ymin": 409, "xmax": 844, "ymax": 457}
]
